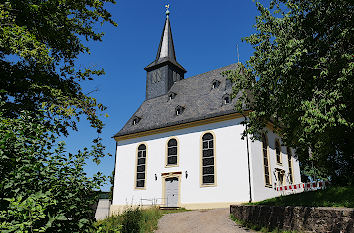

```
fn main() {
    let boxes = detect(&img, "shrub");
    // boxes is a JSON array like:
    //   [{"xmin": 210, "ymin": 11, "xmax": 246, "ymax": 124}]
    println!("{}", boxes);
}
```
[
  {"xmin": 121, "ymin": 208, "xmax": 142, "ymax": 233},
  {"xmin": 95, "ymin": 215, "xmax": 122, "ymax": 233},
  {"xmin": 95, "ymin": 207, "xmax": 187, "ymax": 233}
]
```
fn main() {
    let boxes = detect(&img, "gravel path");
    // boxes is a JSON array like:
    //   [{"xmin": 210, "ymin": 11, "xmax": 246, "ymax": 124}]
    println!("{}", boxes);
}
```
[{"xmin": 154, "ymin": 208, "xmax": 255, "ymax": 233}]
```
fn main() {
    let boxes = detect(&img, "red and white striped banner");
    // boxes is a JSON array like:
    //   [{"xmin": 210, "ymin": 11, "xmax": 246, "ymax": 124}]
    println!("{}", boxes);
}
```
[
  {"xmin": 276, "ymin": 181, "xmax": 329, "ymax": 191},
  {"xmin": 276, "ymin": 183, "xmax": 302, "ymax": 191}
]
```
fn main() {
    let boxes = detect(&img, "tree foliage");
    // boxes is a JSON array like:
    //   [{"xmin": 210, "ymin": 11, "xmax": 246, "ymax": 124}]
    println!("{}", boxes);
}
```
[
  {"xmin": 0, "ymin": 109, "xmax": 105, "ymax": 231},
  {"xmin": 0, "ymin": 0, "xmax": 116, "ymax": 139},
  {"xmin": 0, "ymin": 0, "xmax": 117, "ymax": 231},
  {"xmin": 225, "ymin": 0, "xmax": 353, "ymax": 184}
]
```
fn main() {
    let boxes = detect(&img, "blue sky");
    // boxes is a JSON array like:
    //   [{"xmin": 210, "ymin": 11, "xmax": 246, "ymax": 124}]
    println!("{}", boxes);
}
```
[{"xmin": 65, "ymin": 0, "xmax": 261, "ymax": 191}]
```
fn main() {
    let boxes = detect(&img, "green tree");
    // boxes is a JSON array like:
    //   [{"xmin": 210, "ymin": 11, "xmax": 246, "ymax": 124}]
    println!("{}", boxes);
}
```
[
  {"xmin": 0, "ymin": 0, "xmax": 117, "ymax": 231},
  {"xmin": 0, "ymin": 0, "xmax": 116, "ymax": 140},
  {"xmin": 0, "ymin": 108, "xmax": 106, "ymax": 231},
  {"xmin": 225, "ymin": 0, "xmax": 353, "ymax": 184}
]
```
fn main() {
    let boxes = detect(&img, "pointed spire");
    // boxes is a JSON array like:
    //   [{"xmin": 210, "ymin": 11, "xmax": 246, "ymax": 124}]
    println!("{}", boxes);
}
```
[
  {"xmin": 156, "ymin": 8, "xmax": 176, "ymax": 61},
  {"xmin": 144, "ymin": 7, "xmax": 186, "ymax": 73}
]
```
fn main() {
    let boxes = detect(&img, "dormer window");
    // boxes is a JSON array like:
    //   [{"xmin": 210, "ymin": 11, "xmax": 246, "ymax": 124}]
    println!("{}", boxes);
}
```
[
  {"xmin": 168, "ymin": 92, "xmax": 177, "ymax": 101},
  {"xmin": 175, "ymin": 106, "xmax": 185, "ymax": 116},
  {"xmin": 212, "ymin": 80, "xmax": 221, "ymax": 89},
  {"xmin": 132, "ymin": 116, "xmax": 141, "ymax": 125},
  {"xmin": 223, "ymin": 94, "xmax": 231, "ymax": 105}
]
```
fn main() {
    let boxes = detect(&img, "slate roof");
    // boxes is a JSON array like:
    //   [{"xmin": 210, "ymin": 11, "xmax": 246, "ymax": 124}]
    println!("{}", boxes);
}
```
[
  {"xmin": 114, "ymin": 63, "xmax": 241, "ymax": 138},
  {"xmin": 144, "ymin": 16, "xmax": 186, "ymax": 73}
]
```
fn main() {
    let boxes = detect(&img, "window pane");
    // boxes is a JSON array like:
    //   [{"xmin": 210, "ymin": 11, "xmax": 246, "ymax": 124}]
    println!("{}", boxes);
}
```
[
  {"xmin": 142, "ymin": 150, "xmax": 146, "ymax": 157},
  {"xmin": 202, "ymin": 133, "xmax": 213, "ymax": 141},
  {"xmin": 168, "ymin": 139, "xmax": 177, "ymax": 147},
  {"xmin": 138, "ymin": 144, "xmax": 146, "ymax": 150},
  {"xmin": 265, "ymin": 175, "xmax": 270, "ymax": 185},
  {"xmin": 203, "ymin": 158, "xmax": 214, "ymax": 166},
  {"xmin": 275, "ymin": 141, "xmax": 281, "ymax": 163},
  {"xmin": 203, "ymin": 141, "xmax": 208, "ymax": 149},
  {"xmin": 209, "ymin": 140, "xmax": 214, "ymax": 148},
  {"xmin": 203, "ymin": 175, "xmax": 214, "ymax": 184},
  {"xmin": 138, "ymin": 151, "xmax": 142, "ymax": 158},
  {"xmin": 137, "ymin": 173, "xmax": 145, "ymax": 179},
  {"xmin": 168, "ymin": 156, "xmax": 177, "ymax": 165},
  {"xmin": 203, "ymin": 149, "xmax": 213, "ymax": 157},
  {"xmin": 168, "ymin": 147, "xmax": 177, "ymax": 155},
  {"xmin": 265, "ymin": 170, "xmax": 269, "ymax": 176},
  {"xmin": 137, "ymin": 165, "xmax": 145, "ymax": 172},
  {"xmin": 263, "ymin": 157, "xmax": 269, "ymax": 166},
  {"xmin": 138, "ymin": 158, "xmax": 146, "ymax": 165},
  {"xmin": 203, "ymin": 166, "xmax": 214, "ymax": 175},
  {"xmin": 136, "ymin": 180, "xmax": 145, "ymax": 188}
]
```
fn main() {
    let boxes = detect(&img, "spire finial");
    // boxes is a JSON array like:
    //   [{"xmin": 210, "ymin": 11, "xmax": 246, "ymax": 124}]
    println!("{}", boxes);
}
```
[{"xmin": 165, "ymin": 4, "xmax": 170, "ymax": 17}]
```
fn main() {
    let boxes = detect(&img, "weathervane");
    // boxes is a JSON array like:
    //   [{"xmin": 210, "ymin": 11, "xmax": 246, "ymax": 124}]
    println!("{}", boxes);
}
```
[{"xmin": 165, "ymin": 4, "xmax": 170, "ymax": 17}]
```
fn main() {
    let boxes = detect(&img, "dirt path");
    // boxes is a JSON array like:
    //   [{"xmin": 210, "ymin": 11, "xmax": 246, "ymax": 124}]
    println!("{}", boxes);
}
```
[{"xmin": 154, "ymin": 208, "xmax": 255, "ymax": 233}]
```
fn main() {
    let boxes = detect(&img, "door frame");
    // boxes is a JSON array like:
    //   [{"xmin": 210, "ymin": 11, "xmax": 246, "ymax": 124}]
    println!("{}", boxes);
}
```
[{"xmin": 161, "ymin": 172, "xmax": 181, "ymax": 207}]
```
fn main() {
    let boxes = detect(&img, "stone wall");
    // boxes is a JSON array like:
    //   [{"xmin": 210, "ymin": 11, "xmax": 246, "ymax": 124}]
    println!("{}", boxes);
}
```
[
  {"xmin": 95, "ymin": 199, "xmax": 111, "ymax": 220},
  {"xmin": 230, "ymin": 205, "xmax": 354, "ymax": 233}
]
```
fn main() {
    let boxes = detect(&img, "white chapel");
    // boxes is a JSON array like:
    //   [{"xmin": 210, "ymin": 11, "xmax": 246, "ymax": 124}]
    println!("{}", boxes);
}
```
[{"xmin": 110, "ymin": 10, "xmax": 301, "ymax": 214}]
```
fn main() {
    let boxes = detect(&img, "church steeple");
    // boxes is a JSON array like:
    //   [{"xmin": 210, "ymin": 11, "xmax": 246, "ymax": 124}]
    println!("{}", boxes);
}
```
[
  {"xmin": 156, "ymin": 10, "xmax": 176, "ymax": 61},
  {"xmin": 144, "ymin": 7, "xmax": 186, "ymax": 100}
]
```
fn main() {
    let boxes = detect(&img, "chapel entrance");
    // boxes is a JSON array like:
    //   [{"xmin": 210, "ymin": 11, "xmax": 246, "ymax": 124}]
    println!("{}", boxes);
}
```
[{"xmin": 164, "ymin": 177, "xmax": 179, "ymax": 207}]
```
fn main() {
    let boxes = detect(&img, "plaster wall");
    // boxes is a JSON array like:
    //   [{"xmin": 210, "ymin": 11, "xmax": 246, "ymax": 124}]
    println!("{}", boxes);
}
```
[
  {"xmin": 112, "ymin": 118, "xmax": 251, "ymax": 209},
  {"xmin": 249, "ymin": 130, "xmax": 302, "ymax": 202},
  {"xmin": 112, "ymin": 118, "xmax": 302, "ymax": 212}
]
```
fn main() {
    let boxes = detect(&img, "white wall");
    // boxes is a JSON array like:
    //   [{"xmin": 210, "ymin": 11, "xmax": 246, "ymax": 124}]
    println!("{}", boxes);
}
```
[
  {"xmin": 249, "ymin": 130, "xmax": 302, "ymax": 202},
  {"xmin": 112, "ymin": 118, "xmax": 252, "ymax": 207},
  {"xmin": 112, "ymin": 119, "xmax": 303, "ymax": 208}
]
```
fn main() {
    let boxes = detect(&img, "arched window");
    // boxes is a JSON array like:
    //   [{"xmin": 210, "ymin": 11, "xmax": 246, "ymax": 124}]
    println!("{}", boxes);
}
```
[
  {"xmin": 167, "ymin": 138, "xmax": 178, "ymax": 166},
  {"xmin": 287, "ymin": 147, "xmax": 294, "ymax": 184},
  {"xmin": 275, "ymin": 140, "xmax": 282, "ymax": 164},
  {"xmin": 136, "ymin": 144, "xmax": 147, "ymax": 188},
  {"xmin": 202, "ymin": 133, "xmax": 215, "ymax": 185},
  {"xmin": 262, "ymin": 134, "xmax": 271, "ymax": 187}
]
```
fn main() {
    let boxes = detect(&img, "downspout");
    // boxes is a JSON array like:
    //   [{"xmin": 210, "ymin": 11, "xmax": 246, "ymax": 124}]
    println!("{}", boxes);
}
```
[{"xmin": 243, "ymin": 114, "xmax": 252, "ymax": 203}]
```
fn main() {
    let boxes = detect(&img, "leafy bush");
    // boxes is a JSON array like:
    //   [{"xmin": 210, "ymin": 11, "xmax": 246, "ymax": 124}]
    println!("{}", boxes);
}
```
[
  {"xmin": 0, "ymin": 109, "xmax": 105, "ymax": 232},
  {"xmin": 121, "ymin": 208, "xmax": 143, "ymax": 233},
  {"xmin": 95, "ymin": 207, "xmax": 185, "ymax": 233},
  {"xmin": 95, "ymin": 215, "xmax": 123, "ymax": 233}
]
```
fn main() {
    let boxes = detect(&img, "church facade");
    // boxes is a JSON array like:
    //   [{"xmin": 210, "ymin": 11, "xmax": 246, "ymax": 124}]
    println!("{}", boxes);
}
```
[{"xmin": 111, "ymin": 12, "xmax": 301, "ymax": 214}]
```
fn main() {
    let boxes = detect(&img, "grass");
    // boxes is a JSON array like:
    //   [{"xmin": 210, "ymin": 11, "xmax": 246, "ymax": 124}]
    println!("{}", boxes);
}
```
[
  {"xmin": 94, "ymin": 207, "xmax": 188, "ymax": 233},
  {"xmin": 230, "ymin": 214, "xmax": 297, "ymax": 233},
  {"xmin": 249, "ymin": 186, "xmax": 354, "ymax": 208},
  {"xmin": 229, "ymin": 186, "xmax": 354, "ymax": 232}
]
